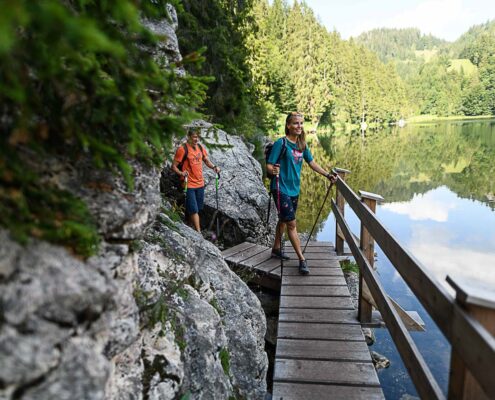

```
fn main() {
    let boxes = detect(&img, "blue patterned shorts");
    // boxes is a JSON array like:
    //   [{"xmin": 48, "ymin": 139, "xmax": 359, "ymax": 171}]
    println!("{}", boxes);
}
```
[{"xmin": 272, "ymin": 190, "xmax": 298, "ymax": 222}]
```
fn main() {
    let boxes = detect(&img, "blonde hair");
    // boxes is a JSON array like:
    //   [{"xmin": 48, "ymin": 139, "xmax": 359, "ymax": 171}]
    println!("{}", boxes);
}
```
[{"xmin": 285, "ymin": 112, "xmax": 306, "ymax": 151}]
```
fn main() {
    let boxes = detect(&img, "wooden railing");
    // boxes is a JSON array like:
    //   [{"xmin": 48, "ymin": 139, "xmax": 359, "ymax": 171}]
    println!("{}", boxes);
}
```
[{"xmin": 331, "ymin": 169, "xmax": 495, "ymax": 400}]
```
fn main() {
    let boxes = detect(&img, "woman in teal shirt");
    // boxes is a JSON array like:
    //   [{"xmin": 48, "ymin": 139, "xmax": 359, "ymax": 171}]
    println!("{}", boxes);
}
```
[{"xmin": 267, "ymin": 112, "xmax": 336, "ymax": 274}]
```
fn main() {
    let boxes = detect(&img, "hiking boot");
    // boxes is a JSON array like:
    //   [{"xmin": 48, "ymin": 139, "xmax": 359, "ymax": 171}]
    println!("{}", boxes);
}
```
[
  {"xmin": 271, "ymin": 248, "xmax": 290, "ymax": 260},
  {"xmin": 298, "ymin": 259, "xmax": 309, "ymax": 275}
]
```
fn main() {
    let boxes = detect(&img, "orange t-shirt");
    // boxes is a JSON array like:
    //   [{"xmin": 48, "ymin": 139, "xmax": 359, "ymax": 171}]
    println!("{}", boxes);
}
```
[{"xmin": 174, "ymin": 143, "xmax": 208, "ymax": 188}]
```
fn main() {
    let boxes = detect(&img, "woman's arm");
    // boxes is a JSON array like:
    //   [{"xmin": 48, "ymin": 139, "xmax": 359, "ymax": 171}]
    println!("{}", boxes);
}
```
[{"xmin": 308, "ymin": 160, "xmax": 336, "ymax": 182}]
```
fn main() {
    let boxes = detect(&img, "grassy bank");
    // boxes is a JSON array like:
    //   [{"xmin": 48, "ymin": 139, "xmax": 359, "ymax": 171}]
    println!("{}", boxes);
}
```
[{"xmin": 406, "ymin": 114, "xmax": 494, "ymax": 123}]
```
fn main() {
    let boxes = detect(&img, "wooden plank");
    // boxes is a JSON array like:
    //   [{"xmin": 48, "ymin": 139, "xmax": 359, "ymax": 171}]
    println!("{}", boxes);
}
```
[
  {"xmin": 254, "ymin": 257, "xmax": 281, "ymax": 273},
  {"xmin": 221, "ymin": 242, "xmax": 256, "ymax": 257},
  {"xmin": 273, "ymin": 358, "xmax": 380, "ymax": 386},
  {"xmin": 268, "ymin": 267, "xmax": 281, "ymax": 279},
  {"xmin": 241, "ymin": 248, "xmax": 272, "ymax": 267},
  {"xmin": 283, "ymin": 267, "xmax": 343, "ymax": 276},
  {"xmin": 283, "ymin": 260, "xmax": 341, "ymax": 268},
  {"xmin": 276, "ymin": 338, "xmax": 372, "ymax": 361},
  {"xmin": 288, "ymin": 247, "xmax": 333, "ymax": 253},
  {"xmin": 277, "ymin": 322, "xmax": 365, "ymax": 341},
  {"xmin": 280, "ymin": 295, "xmax": 353, "ymax": 310},
  {"xmin": 301, "ymin": 241, "xmax": 334, "ymax": 247},
  {"xmin": 447, "ymin": 274, "xmax": 495, "ymax": 309},
  {"xmin": 281, "ymin": 285, "xmax": 350, "ymax": 297},
  {"xmin": 284, "ymin": 252, "xmax": 338, "ymax": 260},
  {"xmin": 225, "ymin": 244, "xmax": 267, "ymax": 264},
  {"xmin": 282, "ymin": 276, "xmax": 346, "ymax": 286},
  {"xmin": 272, "ymin": 382, "xmax": 384, "ymax": 400},
  {"xmin": 279, "ymin": 308, "xmax": 359, "ymax": 324}
]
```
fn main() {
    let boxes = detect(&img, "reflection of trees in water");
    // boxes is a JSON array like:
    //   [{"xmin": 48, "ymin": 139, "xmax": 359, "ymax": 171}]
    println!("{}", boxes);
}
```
[
  {"xmin": 297, "ymin": 120, "xmax": 495, "ymax": 231},
  {"xmin": 342, "ymin": 121, "xmax": 494, "ymax": 205}
]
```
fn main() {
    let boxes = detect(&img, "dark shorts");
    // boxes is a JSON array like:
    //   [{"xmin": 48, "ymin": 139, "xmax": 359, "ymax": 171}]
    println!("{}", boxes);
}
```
[
  {"xmin": 185, "ymin": 187, "xmax": 205, "ymax": 215},
  {"xmin": 272, "ymin": 190, "xmax": 298, "ymax": 222}
]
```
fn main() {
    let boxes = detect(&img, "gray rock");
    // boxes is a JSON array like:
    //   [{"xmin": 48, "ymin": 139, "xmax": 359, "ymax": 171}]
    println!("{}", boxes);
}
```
[
  {"xmin": 22, "ymin": 337, "xmax": 110, "ymax": 400},
  {"xmin": 1, "ymin": 237, "xmax": 113, "ymax": 328},
  {"xmin": 68, "ymin": 159, "xmax": 162, "ymax": 240},
  {"xmin": 371, "ymin": 351, "xmax": 390, "ymax": 369},
  {"xmin": 362, "ymin": 327, "xmax": 376, "ymax": 346},
  {"xmin": 136, "ymin": 212, "xmax": 268, "ymax": 399}
]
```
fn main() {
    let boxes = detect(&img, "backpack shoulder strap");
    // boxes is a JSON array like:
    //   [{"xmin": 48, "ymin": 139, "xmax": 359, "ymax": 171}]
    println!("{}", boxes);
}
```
[
  {"xmin": 198, "ymin": 143, "xmax": 206, "ymax": 159},
  {"xmin": 178, "ymin": 143, "xmax": 188, "ymax": 170},
  {"xmin": 278, "ymin": 137, "xmax": 287, "ymax": 163}
]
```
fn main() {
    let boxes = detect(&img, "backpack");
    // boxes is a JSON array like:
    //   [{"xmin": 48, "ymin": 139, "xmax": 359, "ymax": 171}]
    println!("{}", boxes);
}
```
[
  {"xmin": 264, "ymin": 137, "xmax": 287, "ymax": 179},
  {"xmin": 177, "ymin": 143, "xmax": 205, "ymax": 172}
]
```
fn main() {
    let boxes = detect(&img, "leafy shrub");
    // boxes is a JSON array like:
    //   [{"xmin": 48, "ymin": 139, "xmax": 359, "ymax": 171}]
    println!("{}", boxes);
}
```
[{"xmin": 0, "ymin": 1, "xmax": 208, "ymax": 255}]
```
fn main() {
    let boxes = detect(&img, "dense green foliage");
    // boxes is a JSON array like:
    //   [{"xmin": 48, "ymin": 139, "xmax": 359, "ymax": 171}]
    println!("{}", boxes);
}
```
[
  {"xmin": 245, "ymin": 0, "xmax": 408, "ymax": 129},
  {"xmin": 176, "ymin": 0, "xmax": 267, "ymax": 138},
  {"xmin": 356, "ymin": 28, "xmax": 447, "ymax": 63},
  {"xmin": 0, "ymin": 1, "xmax": 207, "ymax": 254},
  {"xmin": 355, "ymin": 23, "xmax": 495, "ymax": 118}
]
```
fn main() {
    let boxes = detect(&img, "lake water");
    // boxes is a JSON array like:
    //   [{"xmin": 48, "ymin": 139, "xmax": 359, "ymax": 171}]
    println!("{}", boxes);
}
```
[{"xmin": 298, "ymin": 119, "xmax": 495, "ymax": 399}]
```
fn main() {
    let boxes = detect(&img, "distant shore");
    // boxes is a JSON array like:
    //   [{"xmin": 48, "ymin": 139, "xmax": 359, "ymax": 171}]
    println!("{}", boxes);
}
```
[{"xmin": 406, "ymin": 114, "xmax": 494, "ymax": 124}]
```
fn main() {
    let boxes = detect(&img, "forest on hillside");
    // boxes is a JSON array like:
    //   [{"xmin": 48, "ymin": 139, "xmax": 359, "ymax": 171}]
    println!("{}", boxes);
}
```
[{"xmin": 355, "ymin": 22, "xmax": 495, "ymax": 117}]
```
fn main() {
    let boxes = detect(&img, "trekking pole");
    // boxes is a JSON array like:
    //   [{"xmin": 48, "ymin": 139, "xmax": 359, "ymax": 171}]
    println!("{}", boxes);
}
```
[
  {"xmin": 302, "ymin": 181, "xmax": 334, "ymax": 254},
  {"xmin": 183, "ymin": 175, "xmax": 188, "ymax": 222},
  {"xmin": 215, "ymin": 172, "xmax": 220, "ymax": 240},
  {"xmin": 275, "ymin": 164, "xmax": 285, "ymax": 276},
  {"xmin": 266, "ymin": 195, "xmax": 271, "ymax": 228}
]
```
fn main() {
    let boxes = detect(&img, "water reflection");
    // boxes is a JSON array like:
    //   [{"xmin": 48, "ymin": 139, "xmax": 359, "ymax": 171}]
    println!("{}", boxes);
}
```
[{"xmin": 299, "ymin": 119, "xmax": 495, "ymax": 399}]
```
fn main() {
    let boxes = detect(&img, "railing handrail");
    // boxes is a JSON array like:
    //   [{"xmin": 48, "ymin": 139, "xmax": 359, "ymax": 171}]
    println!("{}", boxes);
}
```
[{"xmin": 333, "ymin": 175, "xmax": 495, "ymax": 399}]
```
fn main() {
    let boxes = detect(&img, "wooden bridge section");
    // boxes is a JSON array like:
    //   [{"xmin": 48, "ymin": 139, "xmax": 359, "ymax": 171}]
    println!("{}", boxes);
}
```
[{"xmin": 223, "ymin": 241, "xmax": 385, "ymax": 399}]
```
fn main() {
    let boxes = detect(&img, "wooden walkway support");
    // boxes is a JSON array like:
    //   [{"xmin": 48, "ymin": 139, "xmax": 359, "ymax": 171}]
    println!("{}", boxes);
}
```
[{"xmin": 223, "ymin": 241, "xmax": 385, "ymax": 399}]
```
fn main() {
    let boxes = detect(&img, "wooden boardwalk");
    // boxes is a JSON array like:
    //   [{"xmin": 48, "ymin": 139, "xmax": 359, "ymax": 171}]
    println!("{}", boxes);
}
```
[{"xmin": 222, "ymin": 241, "xmax": 384, "ymax": 399}]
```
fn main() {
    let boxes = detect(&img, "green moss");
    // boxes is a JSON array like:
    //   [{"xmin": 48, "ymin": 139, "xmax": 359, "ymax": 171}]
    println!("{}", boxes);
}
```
[
  {"xmin": 219, "ymin": 347, "xmax": 230, "ymax": 376},
  {"xmin": 340, "ymin": 260, "xmax": 360, "ymax": 274},
  {"xmin": 161, "ymin": 201, "xmax": 184, "ymax": 223},
  {"xmin": 129, "ymin": 239, "xmax": 144, "ymax": 253},
  {"xmin": 209, "ymin": 297, "xmax": 224, "ymax": 317}
]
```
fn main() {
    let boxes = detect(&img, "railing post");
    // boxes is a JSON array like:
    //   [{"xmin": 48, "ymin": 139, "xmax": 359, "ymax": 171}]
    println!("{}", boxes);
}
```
[
  {"xmin": 334, "ymin": 168, "xmax": 351, "ymax": 255},
  {"xmin": 358, "ymin": 190, "xmax": 384, "ymax": 323},
  {"xmin": 447, "ymin": 275, "xmax": 495, "ymax": 400}
]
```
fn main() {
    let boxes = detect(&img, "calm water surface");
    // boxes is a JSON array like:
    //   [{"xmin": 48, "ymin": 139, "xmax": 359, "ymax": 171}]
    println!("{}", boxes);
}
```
[{"xmin": 298, "ymin": 119, "xmax": 495, "ymax": 399}]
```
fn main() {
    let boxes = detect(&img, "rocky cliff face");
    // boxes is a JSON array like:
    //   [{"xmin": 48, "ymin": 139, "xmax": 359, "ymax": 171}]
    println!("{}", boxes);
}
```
[{"xmin": 0, "ymin": 7, "xmax": 268, "ymax": 400}]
